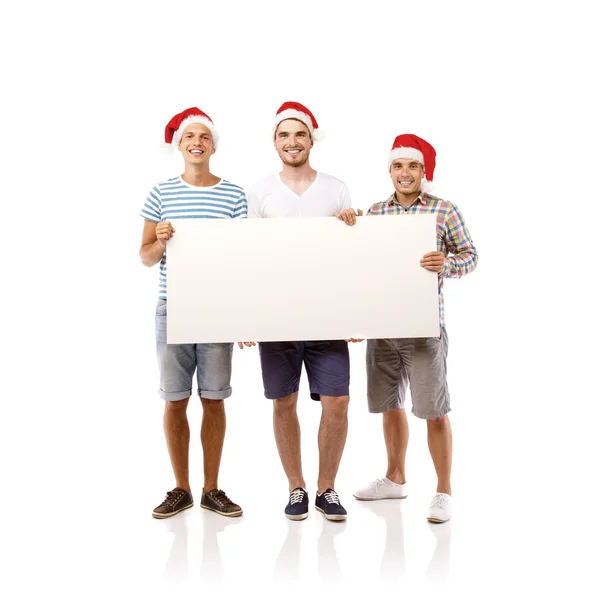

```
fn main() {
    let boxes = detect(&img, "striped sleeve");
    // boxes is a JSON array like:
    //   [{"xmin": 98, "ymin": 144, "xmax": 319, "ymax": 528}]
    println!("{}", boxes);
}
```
[
  {"xmin": 440, "ymin": 204, "xmax": 478, "ymax": 278},
  {"xmin": 232, "ymin": 189, "xmax": 248, "ymax": 219},
  {"xmin": 140, "ymin": 185, "xmax": 162, "ymax": 222}
]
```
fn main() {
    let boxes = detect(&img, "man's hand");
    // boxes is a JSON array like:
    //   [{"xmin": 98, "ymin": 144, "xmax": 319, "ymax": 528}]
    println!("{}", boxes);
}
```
[
  {"xmin": 420, "ymin": 251, "xmax": 445, "ymax": 273},
  {"xmin": 334, "ymin": 208, "xmax": 363, "ymax": 226},
  {"xmin": 156, "ymin": 221, "xmax": 175, "ymax": 248},
  {"xmin": 237, "ymin": 342, "xmax": 256, "ymax": 349},
  {"xmin": 345, "ymin": 338, "xmax": 364, "ymax": 343}
]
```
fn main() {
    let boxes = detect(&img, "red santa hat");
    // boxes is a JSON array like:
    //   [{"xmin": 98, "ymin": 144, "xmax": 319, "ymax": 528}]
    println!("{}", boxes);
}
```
[
  {"xmin": 273, "ymin": 101, "xmax": 323, "ymax": 141},
  {"xmin": 388, "ymin": 134, "xmax": 436, "ymax": 184},
  {"xmin": 162, "ymin": 107, "xmax": 219, "ymax": 152}
]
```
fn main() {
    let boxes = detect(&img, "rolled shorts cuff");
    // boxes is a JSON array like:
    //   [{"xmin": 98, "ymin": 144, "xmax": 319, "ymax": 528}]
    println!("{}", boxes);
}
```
[
  {"xmin": 159, "ymin": 389, "xmax": 192, "ymax": 401},
  {"xmin": 199, "ymin": 387, "xmax": 232, "ymax": 400}
]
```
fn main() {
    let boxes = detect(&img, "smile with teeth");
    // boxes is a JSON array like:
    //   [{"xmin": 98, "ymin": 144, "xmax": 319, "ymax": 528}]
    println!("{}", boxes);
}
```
[
  {"xmin": 190, "ymin": 149, "xmax": 204, "ymax": 155},
  {"xmin": 285, "ymin": 148, "xmax": 302, "ymax": 155},
  {"xmin": 399, "ymin": 180, "xmax": 413, "ymax": 185}
]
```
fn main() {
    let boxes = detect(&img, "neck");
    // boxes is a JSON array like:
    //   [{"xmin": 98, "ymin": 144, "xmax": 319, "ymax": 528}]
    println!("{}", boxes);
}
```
[
  {"xmin": 394, "ymin": 189, "xmax": 421, "ymax": 208},
  {"xmin": 181, "ymin": 162, "xmax": 219, "ymax": 187},
  {"xmin": 280, "ymin": 161, "xmax": 316, "ymax": 182}
]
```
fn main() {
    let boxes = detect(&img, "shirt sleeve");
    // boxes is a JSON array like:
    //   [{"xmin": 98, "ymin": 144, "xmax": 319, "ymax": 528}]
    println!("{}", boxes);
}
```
[
  {"xmin": 440, "ymin": 204, "xmax": 478, "ymax": 278},
  {"xmin": 339, "ymin": 183, "xmax": 352, "ymax": 211},
  {"xmin": 247, "ymin": 188, "xmax": 262, "ymax": 218},
  {"xmin": 140, "ymin": 185, "xmax": 162, "ymax": 222},
  {"xmin": 232, "ymin": 189, "xmax": 248, "ymax": 219}
]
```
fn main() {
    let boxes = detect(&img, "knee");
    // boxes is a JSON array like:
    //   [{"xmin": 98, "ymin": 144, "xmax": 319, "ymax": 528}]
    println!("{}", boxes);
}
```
[
  {"xmin": 201, "ymin": 398, "xmax": 224, "ymax": 411},
  {"xmin": 427, "ymin": 414, "xmax": 449, "ymax": 429},
  {"xmin": 165, "ymin": 398, "xmax": 189, "ymax": 413},
  {"xmin": 323, "ymin": 396, "xmax": 350, "ymax": 418},
  {"xmin": 274, "ymin": 395, "xmax": 297, "ymax": 413}
]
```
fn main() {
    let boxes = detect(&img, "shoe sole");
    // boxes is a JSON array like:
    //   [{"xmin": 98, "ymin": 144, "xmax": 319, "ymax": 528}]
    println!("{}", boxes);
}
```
[
  {"xmin": 285, "ymin": 512, "xmax": 308, "ymax": 521},
  {"xmin": 316, "ymin": 506, "xmax": 347, "ymax": 521},
  {"xmin": 353, "ymin": 494, "xmax": 408, "ymax": 501},
  {"xmin": 427, "ymin": 516, "xmax": 450, "ymax": 523},
  {"xmin": 152, "ymin": 502, "xmax": 194, "ymax": 519},
  {"xmin": 200, "ymin": 503, "xmax": 243, "ymax": 517}
]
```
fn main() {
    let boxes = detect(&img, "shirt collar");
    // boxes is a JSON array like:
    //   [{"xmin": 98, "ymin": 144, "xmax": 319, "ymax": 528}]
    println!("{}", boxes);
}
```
[{"xmin": 388, "ymin": 191, "xmax": 426, "ymax": 207}]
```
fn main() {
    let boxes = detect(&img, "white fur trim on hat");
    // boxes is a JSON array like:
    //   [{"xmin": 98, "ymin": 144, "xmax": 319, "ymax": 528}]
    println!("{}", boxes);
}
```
[
  {"xmin": 173, "ymin": 115, "xmax": 219, "ymax": 149},
  {"xmin": 273, "ymin": 109, "xmax": 323, "ymax": 141},
  {"xmin": 388, "ymin": 147, "xmax": 424, "ymax": 168}
]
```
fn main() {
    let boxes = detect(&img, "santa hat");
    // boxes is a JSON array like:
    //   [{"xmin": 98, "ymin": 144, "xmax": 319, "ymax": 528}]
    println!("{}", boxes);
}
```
[
  {"xmin": 273, "ymin": 101, "xmax": 323, "ymax": 141},
  {"xmin": 162, "ymin": 107, "xmax": 219, "ymax": 152},
  {"xmin": 388, "ymin": 134, "xmax": 436, "ymax": 184}
]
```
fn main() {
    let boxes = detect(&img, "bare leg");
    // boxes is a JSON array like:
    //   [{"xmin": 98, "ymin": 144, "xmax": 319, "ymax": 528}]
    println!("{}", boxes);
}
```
[
  {"xmin": 383, "ymin": 407, "xmax": 409, "ymax": 484},
  {"xmin": 273, "ymin": 393, "xmax": 306, "ymax": 491},
  {"xmin": 200, "ymin": 398, "xmax": 226, "ymax": 492},
  {"xmin": 427, "ymin": 414, "xmax": 452, "ymax": 494},
  {"xmin": 164, "ymin": 398, "xmax": 191, "ymax": 493},
  {"xmin": 317, "ymin": 395, "xmax": 350, "ymax": 493}
]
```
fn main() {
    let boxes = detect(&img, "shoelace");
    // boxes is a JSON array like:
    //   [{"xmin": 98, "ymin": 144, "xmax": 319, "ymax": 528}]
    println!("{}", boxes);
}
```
[
  {"xmin": 289, "ymin": 489, "xmax": 306, "ymax": 505},
  {"xmin": 430, "ymin": 494, "xmax": 448, "ymax": 509},
  {"xmin": 160, "ymin": 490, "xmax": 183, "ymax": 508},
  {"xmin": 212, "ymin": 489, "xmax": 234, "ymax": 506},
  {"xmin": 324, "ymin": 490, "xmax": 340, "ymax": 505}
]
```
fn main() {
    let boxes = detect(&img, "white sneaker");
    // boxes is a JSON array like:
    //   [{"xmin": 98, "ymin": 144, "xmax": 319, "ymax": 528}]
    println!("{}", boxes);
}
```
[
  {"xmin": 353, "ymin": 477, "xmax": 408, "ymax": 500},
  {"xmin": 427, "ymin": 493, "xmax": 452, "ymax": 523}
]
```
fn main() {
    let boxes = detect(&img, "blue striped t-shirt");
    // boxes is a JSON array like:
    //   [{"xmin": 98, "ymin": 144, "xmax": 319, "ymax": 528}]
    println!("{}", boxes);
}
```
[{"xmin": 140, "ymin": 176, "xmax": 247, "ymax": 299}]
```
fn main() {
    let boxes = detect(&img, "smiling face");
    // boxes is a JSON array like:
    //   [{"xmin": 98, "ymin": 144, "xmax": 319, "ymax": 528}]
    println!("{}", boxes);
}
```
[
  {"xmin": 390, "ymin": 158, "xmax": 425, "ymax": 197},
  {"xmin": 274, "ymin": 118, "xmax": 313, "ymax": 167},
  {"xmin": 178, "ymin": 123, "xmax": 215, "ymax": 165}
]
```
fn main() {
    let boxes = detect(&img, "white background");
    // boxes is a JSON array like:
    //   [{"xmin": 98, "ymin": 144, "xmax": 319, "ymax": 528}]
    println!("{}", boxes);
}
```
[{"xmin": 2, "ymin": 1, "xmax": 597, "ymax": 598}]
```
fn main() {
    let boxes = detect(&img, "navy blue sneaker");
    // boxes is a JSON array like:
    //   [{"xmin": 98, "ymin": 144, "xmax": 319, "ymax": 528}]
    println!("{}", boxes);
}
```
[
  {"xmin": 285, "ymin": 487, "xmax": 309, "ymax": 520},
  {"xmin": 315, "ymin": 489, "xmax": 347, "ymax": 521}
]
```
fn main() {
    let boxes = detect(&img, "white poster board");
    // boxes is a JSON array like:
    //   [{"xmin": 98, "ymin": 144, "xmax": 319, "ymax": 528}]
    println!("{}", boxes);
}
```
[{"xmin": 166, "ymin": 215, "xmax": 440, "ymax": 343}]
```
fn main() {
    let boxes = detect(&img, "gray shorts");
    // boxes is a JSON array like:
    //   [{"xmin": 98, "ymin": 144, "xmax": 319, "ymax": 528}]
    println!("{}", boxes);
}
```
[
  {"xmin": 366, "ymin": 328, "xmax": 450, "ymax": 419},
  {"xmin": 155, "ymin": 300, "xmax": 233, "ymax": 401}
]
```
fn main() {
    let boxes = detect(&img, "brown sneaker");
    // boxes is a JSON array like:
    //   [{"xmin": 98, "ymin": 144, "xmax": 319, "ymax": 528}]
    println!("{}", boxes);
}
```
[
  {"xmin": 200, "ymin": 489, "xmax": 243, "ymax": 517},
  {"xmin": 152, "ymin": 487, "xmax": 194, "ymax": 519}
]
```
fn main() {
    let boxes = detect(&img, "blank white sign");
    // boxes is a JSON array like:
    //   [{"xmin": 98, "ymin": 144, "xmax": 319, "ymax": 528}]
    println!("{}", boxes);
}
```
[{"xmin": 166, "ymin": 215, "xmax": 440, "ymax": 343}]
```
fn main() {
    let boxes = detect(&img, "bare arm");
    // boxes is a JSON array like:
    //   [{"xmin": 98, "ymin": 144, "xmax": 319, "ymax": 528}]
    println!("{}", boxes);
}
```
[{"xmin": 139, "ymin": 219, "xmax": 175, "ymax": 267}]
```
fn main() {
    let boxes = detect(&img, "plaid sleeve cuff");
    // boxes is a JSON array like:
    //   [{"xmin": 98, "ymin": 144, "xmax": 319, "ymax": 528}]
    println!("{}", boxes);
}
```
[{"xmin": 439, "ymin": 258, "xmax": 451, "ymax": 277}]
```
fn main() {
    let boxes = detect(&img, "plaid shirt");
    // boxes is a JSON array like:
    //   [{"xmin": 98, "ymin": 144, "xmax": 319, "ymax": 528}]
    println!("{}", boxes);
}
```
[{"xmin": 367, "ymin": 192, "xmax": 478, "ymax": 327}]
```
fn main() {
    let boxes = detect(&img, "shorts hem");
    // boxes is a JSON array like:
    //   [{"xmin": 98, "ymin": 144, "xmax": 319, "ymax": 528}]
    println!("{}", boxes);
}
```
[
  {"xmin": 368, "ymin": 404, "xmax": 406, "ymax": 414},
  {"xmin": 266, "ymin": 388, "xmax": 299, "ymax": 400},
  {"xmin": 159, "ymin": 389, "xmax": 192, "ymax": 401},
  {"xmin": 311, "ymin": 389, "xmax": 350, "ymax": 401},
  {"xmin": 199, "ymin": 387, "xmax": 232, "ymax": 400},
  {"xmin": 412, "ymin": 406, "xmax": 452, "ymax": 420}
]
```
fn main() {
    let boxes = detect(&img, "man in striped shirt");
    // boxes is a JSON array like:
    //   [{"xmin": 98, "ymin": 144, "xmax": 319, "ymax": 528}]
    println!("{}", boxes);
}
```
[
  {"xmin": 139, "ymin": 107, "xmax": 249, "ymax": 520},
  {"xmin": 353, "ymin": 134, "xmax": 478, "ymax": 523}
]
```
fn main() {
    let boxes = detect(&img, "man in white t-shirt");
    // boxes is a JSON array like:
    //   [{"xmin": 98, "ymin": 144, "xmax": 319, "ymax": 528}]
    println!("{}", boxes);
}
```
[{"xmin": 248, "ymin": 102, "xmax": 361, "ymax": 522}]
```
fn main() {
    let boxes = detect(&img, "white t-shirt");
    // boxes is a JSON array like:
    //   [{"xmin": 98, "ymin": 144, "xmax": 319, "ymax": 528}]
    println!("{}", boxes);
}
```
[{"xmin": 248, "ymin": 172, "xmax": 351, "ymax": 218}]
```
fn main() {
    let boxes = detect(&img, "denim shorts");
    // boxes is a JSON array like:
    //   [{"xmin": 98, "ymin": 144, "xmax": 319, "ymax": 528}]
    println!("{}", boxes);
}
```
[
  {"xmin": 155, "ymin": 300, "xmax": 233, "ymax": 401},
  {"xmin": 366, "ymin": 328, "xmax": 450, "ymax": 419},
  {"xmin": 258, "ymin": 340, "xmax": 350, "ymax": 401}
]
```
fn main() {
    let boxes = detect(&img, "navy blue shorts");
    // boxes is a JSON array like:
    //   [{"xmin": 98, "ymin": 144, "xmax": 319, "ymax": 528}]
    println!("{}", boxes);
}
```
[{"xmin": 258, "ymin": 340, "xmax": 350, "ymax": 401}]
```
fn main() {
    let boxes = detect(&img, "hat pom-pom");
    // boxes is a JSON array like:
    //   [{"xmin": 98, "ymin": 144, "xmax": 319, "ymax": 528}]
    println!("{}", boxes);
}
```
[
  {"xmin": 160, "ymin": 142, "xmax": 174, "ymax": 155},
  {"xmin": 312, "ymin": 128, "xmax": 325, "ymax": 142},
  {"xmin": 421, "ymin": 179, "xmax": 435, "ymax": 194}
]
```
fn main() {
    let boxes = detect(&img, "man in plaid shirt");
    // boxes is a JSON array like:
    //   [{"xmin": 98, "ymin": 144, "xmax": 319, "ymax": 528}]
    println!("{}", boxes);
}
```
[{"xmin": 353, "ymin": 134, "xmax": 478, "ymax": 523}]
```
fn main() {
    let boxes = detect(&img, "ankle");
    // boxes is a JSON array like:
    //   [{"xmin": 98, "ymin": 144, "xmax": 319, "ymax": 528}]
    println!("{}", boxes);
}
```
[{"xmin": 385, "ymin": 471, "xmax": 406, "ymax": 485}]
